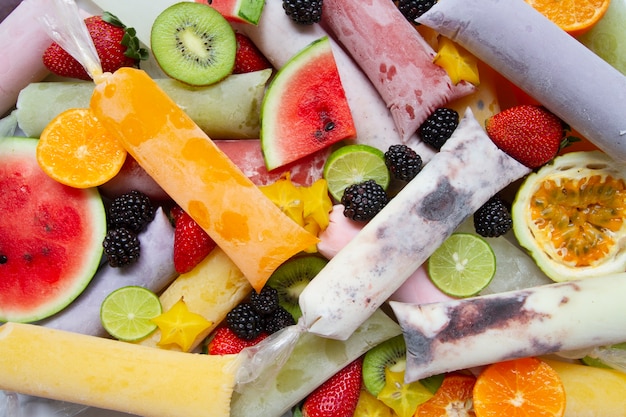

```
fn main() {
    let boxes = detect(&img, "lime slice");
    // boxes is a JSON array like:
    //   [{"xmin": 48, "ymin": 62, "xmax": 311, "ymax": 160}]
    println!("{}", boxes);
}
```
[
  {"xmin": 427, "ymin": 233, "xmax": 496, "ymax": 297},
  {"xmin": 100, "ymin": 286, "xmax": 162, "ymax": 342},
  {"xmin": 323, "ymin": 144, "xmax": 390, "ymax": 201}
]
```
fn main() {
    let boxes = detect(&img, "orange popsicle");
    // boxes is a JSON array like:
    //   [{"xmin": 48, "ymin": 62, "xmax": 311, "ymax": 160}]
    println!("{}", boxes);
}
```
[{"xmin": 90, "ymin": 68, "xmax": 318, "ymax": 291}]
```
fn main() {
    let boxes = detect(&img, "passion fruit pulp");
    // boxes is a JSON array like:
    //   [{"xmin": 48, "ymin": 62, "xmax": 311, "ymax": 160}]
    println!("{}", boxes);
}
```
[{"xmin": 512, "ymin": 151, "xmax": 626, "ymax": 282}]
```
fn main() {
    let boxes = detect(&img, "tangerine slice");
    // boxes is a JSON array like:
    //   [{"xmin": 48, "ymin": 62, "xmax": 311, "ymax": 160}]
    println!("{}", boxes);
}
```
[
  {"xmin": 37, "ymin": 108, "xmax": 127, "ymax": 188},
  {"xmin": 415, "ymin": 373, "xmax": 476, "ymax": 417},
  {"xmin": 525, "ymin": 0, "xmax": 610, "ymax": 37},
  {"xmin": 473, "ymin": 357, "xmax": 566, "ymax": 417}
]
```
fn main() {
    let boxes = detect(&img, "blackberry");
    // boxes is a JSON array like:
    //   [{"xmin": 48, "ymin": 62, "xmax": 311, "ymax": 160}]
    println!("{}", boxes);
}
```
[
  {"xmin": 384, "ymin": 144, "xmax": 423, "ymax": 182},
  {"xmin": 108, "ymin": 190, "xmax": 155, "ymax": 233},
  {"xmin": 396, "ymin": 0, "xmax": 437, "ymax": 23},
  {"xmin": 226, "ymin": 303, "xmax": 265, "ymax": 340},
  {"xmin": 282, "ymin": 0, "xmax": 323, "ymax": 25},
  {"xmin": 102, "ymin": 227, "xmax": 140, "ymax": 268},
  {"xmin": 474, "ymin": 195, "xmax": 513, "ymax": 238},
  {"xmin": 250, "ymin": 286, "xmax": 279, "ymax": 315},
  {"xmin": 264, "ymin": 306, "xmax": 296, "ymax": 334},
  {"xmin": 419, "ymin": 108, "xmax": 459, "ymax": 150},
  {"xmin": 341, "ymin": 180, "xmax": 389, "ymax": 222}
]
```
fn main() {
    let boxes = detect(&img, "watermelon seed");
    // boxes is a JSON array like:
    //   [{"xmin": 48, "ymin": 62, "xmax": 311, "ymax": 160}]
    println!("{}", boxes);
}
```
[
  {"xmin": 325, "ymin": 121, "xmax": 335, "ymax": 131},
  {"xmin": 0, "ymin": 255, "xmax": 7, "ymax": 264}
]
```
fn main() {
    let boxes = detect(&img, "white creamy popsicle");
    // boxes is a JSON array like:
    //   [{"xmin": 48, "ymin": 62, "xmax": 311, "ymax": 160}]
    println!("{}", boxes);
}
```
[
  {"xmin": 391, "ymin": 273, "xmax": 626, "ymax": 382},
  {"xmin": 298, "ymin": 109, "xmax": 530, "ymax": 340},
  {"xmin": 0, "ymin": 0, "xmax": 54, "ymax": 116},
  {"xmin": 321, "ymin": 0, "xmax": 475, "ymax": 141},
  {"xmin": 37, "ymin": 207, "xmax": 177, "ymax": 336},
  {"xmin": 416, "ymin": 0, "xmax": 626, "ymax": 162}
]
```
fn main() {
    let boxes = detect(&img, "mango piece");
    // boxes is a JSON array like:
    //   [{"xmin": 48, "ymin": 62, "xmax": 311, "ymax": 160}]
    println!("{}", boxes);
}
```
[
  {"xmin": 0, "ymin": 322, "xmax": 239, "ymax": 417},
  {"xmin": 543, "ymin": 358, "xmax": 626, "ymax": 416},
  {"xmin": 90, "ymin": 68, "xmax": 319, "ymax": 291}
]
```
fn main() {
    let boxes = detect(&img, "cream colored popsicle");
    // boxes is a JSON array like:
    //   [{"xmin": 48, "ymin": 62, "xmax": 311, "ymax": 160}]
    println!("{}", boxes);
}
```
[
  {"xmin": 416, "ymin": 0, "xmax": 626, "ymax": 162},
  {"xmin": 0, "ymin": 322, "xmax": 240, "ymax": 417},
  {"xmin": 391, "ymin": 273, "xmax": 626, "ymax": 382},
  {"xmin": 298, "ymin": 109, "xmax": 530, "ymax": 340},
  {"xmin": 0, "ymin": 0, "xmax": 53, "ymax": 116}
]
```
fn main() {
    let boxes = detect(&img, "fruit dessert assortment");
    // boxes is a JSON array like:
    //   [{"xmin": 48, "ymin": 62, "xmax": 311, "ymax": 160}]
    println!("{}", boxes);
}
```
[{"xmin": 2, "ymin": 0, "xmax": 626, "ymax": 417}]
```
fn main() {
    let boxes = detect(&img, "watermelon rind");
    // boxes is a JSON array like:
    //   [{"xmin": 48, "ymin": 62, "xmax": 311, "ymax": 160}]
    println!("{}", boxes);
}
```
[
  {"xmin": 0, "ymin": 137, "xmax": 107, "ymax": 323},
  {"xmin": 260, "ymin": 36, "xmax": 356, "ymax": 171},
  {"xmin": 210, "ymin": 0, "xmax": 266, "ymax": 25}
]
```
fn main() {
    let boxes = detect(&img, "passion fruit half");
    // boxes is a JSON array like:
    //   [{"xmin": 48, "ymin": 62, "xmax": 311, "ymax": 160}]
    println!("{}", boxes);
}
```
[{"xmin": 512, "ymin": 151, "xmax": 626, "ymax": 282}]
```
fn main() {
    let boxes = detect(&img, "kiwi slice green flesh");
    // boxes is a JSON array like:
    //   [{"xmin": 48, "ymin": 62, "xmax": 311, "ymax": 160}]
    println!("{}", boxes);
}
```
[
  {"xmin": 151, "ymin": 2, "xmax": 236, "ymax": 86},
  {"xmin": 362, "ymin": 334, "xmax": 407, "ymax": 397},
  {"xmin": 265, "ymin": 255, "xmax": 328, "ymax": 321}
]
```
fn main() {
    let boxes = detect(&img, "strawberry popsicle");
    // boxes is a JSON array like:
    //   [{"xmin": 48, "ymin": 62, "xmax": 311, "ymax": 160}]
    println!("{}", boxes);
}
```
[
  {"xmin": 298, "ymin": 109, "xmax": 530, "ymax": 340},
  {"xmin": 321, "ymin": 0, "xmax": 475, "ymax": 141},
  {"xmin": 391, "ymin": 272, "xmax": 626, "ymax": 382},
  {"xmin": 233, "ymin": 0, "xmax": 435, "ymax": 160},
  {"xmin": 416, "ymin": 0, "xmax": 626, "ymax": 162},
  {"xmin": 0, "ymin": 0, "xmax": 54, "ymax": 116}
]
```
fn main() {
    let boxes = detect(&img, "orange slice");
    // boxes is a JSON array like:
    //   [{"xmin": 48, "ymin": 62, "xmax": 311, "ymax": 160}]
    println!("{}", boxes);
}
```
[
  {"xmin": 525, "ymin": 0, "xmax": 610, "ymax": 37},
  {"xmin": 473, "ymin": 357, "xmax": 566, "ymax": 417},
  {"xmin": 415, "ymin": 373, "xmax": 476, "ymax": 416},
  {"xmin": 37, "ymin": 108, "xmax": 127, "ymax": 188}
]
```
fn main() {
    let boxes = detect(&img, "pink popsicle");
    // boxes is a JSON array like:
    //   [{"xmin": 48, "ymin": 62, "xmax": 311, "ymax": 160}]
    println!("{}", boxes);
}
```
[{"xmin": 0, "ymin": 0, "xmax": 53, "ymax": 116}]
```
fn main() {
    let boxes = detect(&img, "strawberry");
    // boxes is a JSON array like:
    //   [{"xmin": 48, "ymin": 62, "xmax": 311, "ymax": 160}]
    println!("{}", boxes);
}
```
[
  {"xmin": 42, "ymin": 12, "xmax": 147, "ymax": 80},
  {"xmin": 207, "ymin": 327, "xmax": 268, "ymax": 355},
  {"xmin": 171, "ymin": 206, "xmax": 217, "ymax": 274},
  {"xmin": 301, "ymin": 358, "xmax": 363, "ymax": 417},
  {"xmin": 485, "ymin": 104, "xmax": 567, "ymax": 169},
  {"xmin": 233, "ymin": 33, "xmax": 273, "ymax": 74}
]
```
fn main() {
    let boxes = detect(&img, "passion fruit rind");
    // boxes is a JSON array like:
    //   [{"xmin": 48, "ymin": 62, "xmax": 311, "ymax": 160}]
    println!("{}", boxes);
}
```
[{"xmin": 512, "ymin": 151, "xmax": 626, "ymax": 282}]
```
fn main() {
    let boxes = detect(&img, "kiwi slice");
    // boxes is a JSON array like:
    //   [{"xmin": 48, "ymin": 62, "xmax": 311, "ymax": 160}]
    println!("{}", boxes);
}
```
[
  {"xmin": 362, "ymin": 335, "xmax": 407, "ymax": 396},
  {"xmin": 265, "ymin": 255, "xmax": 328, "ymax": 321},
  {"xmin": 151, "ymin": 2, "xmax": 237, "ymax": 86}
]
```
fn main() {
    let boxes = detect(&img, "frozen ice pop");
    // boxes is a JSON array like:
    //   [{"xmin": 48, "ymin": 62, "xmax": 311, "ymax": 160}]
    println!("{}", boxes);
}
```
[
  {"xmin": 90, "ymin": 68, "xmax": 319, "ymax": 292},
  {"xmin": 321, "ymin": 0, "xmax": 475, "ymax": 141},
  {"xmin": 298, "ymin": 109, "xmax": 530, "ymax": 340},
  {"xmin": 0, "ymin": 0, "xmax": 54, "ymax": 116},
  {"xmin": 0, "ymin": 322, "xmax": 240, "ymax": 417},
  {"xmin": 37, "ymin": 207, "xmax": 177, "ymax": 336},
  {"xmin": 416, "ymin": 0, "xmax": 626, "ymax": 162},
  {"xmin": 391, "ymin": 272, "xmax": 626, "ymax": 382},
  {"xmin": 234, "ymin": 0, "xmax": 435, "ymax": 160}
]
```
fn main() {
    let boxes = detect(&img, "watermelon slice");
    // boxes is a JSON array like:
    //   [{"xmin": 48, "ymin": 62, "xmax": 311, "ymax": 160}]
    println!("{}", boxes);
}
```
[
  {"xmin": 260, "ymin": 36, "xmax": 357, "ymax": 171},
  {"xmin": 196, "ymin": 0, "xmax": 265, "ymax": 25},
  {"xmin": 0, "ymin": 137, "xmax": 107, "ymax": 323}
]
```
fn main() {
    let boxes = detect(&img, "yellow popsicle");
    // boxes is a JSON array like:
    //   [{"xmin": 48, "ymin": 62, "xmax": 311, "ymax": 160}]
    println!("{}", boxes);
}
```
[
  {"xmin": 90, "ymin": 68, "xmax": 319, "ymax": 292},
  {"xmin": 0, "ymin": 322, "xmax": 240, "ymax": 417},
  {"xmin": 543, "ymin": 358, "xmax": 626, "ymax": 417}
]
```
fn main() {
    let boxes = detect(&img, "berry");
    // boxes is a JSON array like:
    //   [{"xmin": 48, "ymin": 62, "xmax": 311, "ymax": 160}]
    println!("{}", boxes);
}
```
[
  {"xmin": 250, "ymin": 286, "xmax": 280, "ymax": 315},
  {"xmin": 171, "ymin": 206, "xmax": 217, "ymax": 274},
  {"xmin": 282, "ymin": 0, "xmax": 323, "ymax": 25},
  {"xmin": 301, "ymin": 358, "xmax": 363, "ymax": 417},
  {"xmin": 419, "ymin": 107, "xmax": 459, "ymax": 150},
  {"xmin": 396, "ymin": 0, "xmax": 437, "ymax": 23},
  {"xmin": 341, "ymin": 180, "xmax": 389, "ymax": 222},
  {"xmin": 226, "ymin": 302, "xmax": 265, "ymax": 341},
  {"xmin": 108, "ymin": 190, "xmax": 155, "ymax": 233},
  {"xmin": 207, "ymin": 327, "xmax": 268, "ymax": 355},
  {"xmin": 384, "ymin": 144, "xmax": 423, "ymax": 182},
  {"xmin": 102, "ymin": 227, "xmax": 140, "ymax": 267},
  {"xmin": 474, "ymin": 195, "xmax": 513, "ymax": 238},
  {"xmin": 233, "ymin": 33, "xmax": 273, "ymax": 74},
  {"xmin": 264, "ymin": 306, "xmax": 296, "ymax": 334},
  {"xmin": 486, "ymin": 104, "xmax": 566, "ymax": 169},
  {"xmin": 42, "ymin": 12, "xmax": 147, "ymax": 80}
]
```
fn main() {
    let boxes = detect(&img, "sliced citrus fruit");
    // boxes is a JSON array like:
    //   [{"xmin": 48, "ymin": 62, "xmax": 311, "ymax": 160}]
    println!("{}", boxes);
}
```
[
  {"xmin": 415, "ymin": 372, "xmax": 476, "ymax": 417},
  {"xmin": 427, "ymin": 233, "xmax": 496, "ymax": 298},
  {"xmin": 100, "ymin": 286, "xmax": 162, "ymax": 342},
  {"xmin": 37, "ymin": 108, "xmax": 127, "ymax": 188},
  {"xmin": 323, "ymin": 144, "xmax": 390, "ymax": 201},
  {"xmin": 525, "ymin": 0, "xmax": 610, "ymax": 37},
  {"xmin": 512, "ymin": 151, "xmax": 626, "ymax": 282},
  {"xmin": 473, "ymin": 357, "xmax": 566, "ymax": 417}
]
